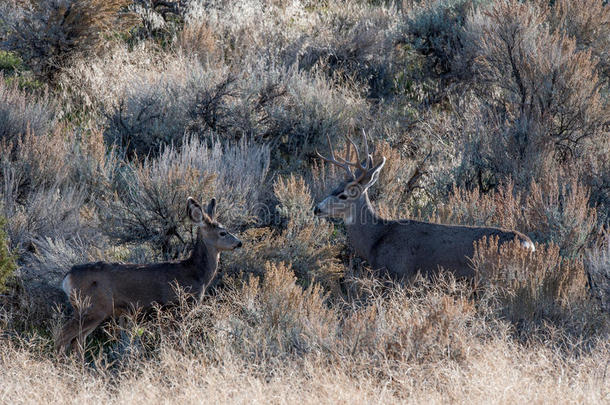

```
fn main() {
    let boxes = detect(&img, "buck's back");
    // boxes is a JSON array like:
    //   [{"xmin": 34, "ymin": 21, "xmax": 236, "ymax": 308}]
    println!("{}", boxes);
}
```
[{"xmin": 370, "ymin": 219, "xmax": 531, "ymax": 278}]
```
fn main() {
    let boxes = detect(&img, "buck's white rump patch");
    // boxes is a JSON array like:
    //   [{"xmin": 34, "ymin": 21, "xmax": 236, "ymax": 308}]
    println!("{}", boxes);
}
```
[
  {"xmin": 62, "ymin": 274, "xmax": 73, "ymax": 296},
  {"xmin": 522, "ymin": 240, "xmax": 535, "ymax": 252}
]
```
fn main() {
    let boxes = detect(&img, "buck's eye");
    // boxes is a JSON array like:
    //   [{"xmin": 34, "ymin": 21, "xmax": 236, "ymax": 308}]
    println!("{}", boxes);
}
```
[
  {"xmin": 338, "ymin": 194, "xmax": 348, "ymax": 200},
  {"xmin": 219, "ymin": 231, "xmax": 227, "ymax": 236}
]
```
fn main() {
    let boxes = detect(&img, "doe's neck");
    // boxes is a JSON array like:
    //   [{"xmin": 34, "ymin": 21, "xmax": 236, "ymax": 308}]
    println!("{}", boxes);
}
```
[{"xmin": 190, "ymin": 229, "xmax": 220, "ymax": 287}]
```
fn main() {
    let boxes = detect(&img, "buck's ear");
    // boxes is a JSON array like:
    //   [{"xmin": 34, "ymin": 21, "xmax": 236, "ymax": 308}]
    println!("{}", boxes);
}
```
[
  {"xmin": 359, "ymin": 157, "xmax": 386, "ymax": 190},
  {"xmin": 187, "ymin": 197, "xmax": 204, "ymax": 223},
  {"xmin": 206, "ymin": 198, "xmax": 216, "ymax": 219}
]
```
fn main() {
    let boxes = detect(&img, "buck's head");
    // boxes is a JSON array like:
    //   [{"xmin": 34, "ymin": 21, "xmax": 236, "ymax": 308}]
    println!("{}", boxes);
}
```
[
  {"xmin": 314, "ymin": 131, "xmax": 386, "ymax": 223},
  {"xmin": 187, "ymin": 197, "xmax": 242, "ymax": 251}
]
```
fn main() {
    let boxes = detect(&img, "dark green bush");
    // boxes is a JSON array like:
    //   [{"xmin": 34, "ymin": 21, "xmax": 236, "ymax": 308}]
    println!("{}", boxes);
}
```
[
  {"xmin": 0, "ymin": 216, "xmax": 17, "ymax": 293},
  {"xmin": 404, "ymin": 0, "xmax": 487, "ymax": 80}
]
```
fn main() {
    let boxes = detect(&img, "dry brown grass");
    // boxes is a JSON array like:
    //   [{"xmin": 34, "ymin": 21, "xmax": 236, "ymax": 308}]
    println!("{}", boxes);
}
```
[
  {"xmin": 471, "ymin": 237, "xmax": 591, "ymax": 330},
  {"xmin": 0, "ymin": 341, "xmax": 607, "ymax": 404},
  {"xmin": 1, "ymin": 269, "xmax": 608, "ymax": 404}
]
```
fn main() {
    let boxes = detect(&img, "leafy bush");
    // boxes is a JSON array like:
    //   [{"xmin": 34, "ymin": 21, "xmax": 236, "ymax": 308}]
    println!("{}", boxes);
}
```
[
  {"xmin": 460, "ymin": 0, "xmax": 608, "ymax": 161},
  {"xmin": 405, "ymin": 0, "xmax": 486, "ymax": 80},
  {"xmin": 0, "ymin": 50, "xmax": 22, "ymax": 74},
  {"xmin": 547, "ymin": 0, "xmax": 610, "ymax": 81},
  {"xmin": 291, "ymin": 6, "xmax": 399, "ymax": 99},
  {"xmin": 104, "ymin": 56, "xmax": 234, "ymax": 157},
  {"xmin": 437, "ymin": 173, "xmax": 598, "ymax": 257},
  {"xmin": 369, "ymin": 140, "xmax": 431, "ymax": 218},
  {"xmin": 216, "ymin": 261, "xmax": 336, "ymax": 358},
  {"xmin": 586, "ymin": 233, "xmax": 610, "ymax": 315},
  {"xmin": 0, "ymin": 125, "xmax": 114, "ymax": 279},
  {"xmin": 224, "ymin": 174, "xmax": 342, "ymax": 290},
  {"xmin": 234, "ymin": 67, "xmax": 369, "ymax": 169},
  {"xmin": 340, "ymin": 274, "xmax": 488, "ymax": 367},
  {"xmin": 128, "ymin": 0, "xmax": 186, "ymax": 43},
  {"xmin": 438, "ymin": 0, "xmax": 609, "ymax": 200},
  {"xmin": 1, "ymin": 179, "xmax": 88, "ymax": 258},
  {"xmin": 524, "ymin": 174, "xmax": 597, "ymax": 258},
  {"xmin": 3, "ymin": 0, "xmax": 135, "ymax": 81},
  {"xmin": 102, "ymin": 50, "xmax": 369, "ymax": 167},
  {"xmin": 176, "ymin": 10, "xmax": 220, "ymax": 65},
  {"xmin": 216, "ymin": 265, "xmax": 485, "ymax": 365}
]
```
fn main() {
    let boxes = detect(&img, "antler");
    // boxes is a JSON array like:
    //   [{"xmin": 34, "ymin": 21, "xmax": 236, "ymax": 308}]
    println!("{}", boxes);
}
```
[
  {"xmin": 316, "ymin": 130, "xmax": 374, "ymax": 182},
  {"xmin": 316, "ymin": 134, "xmax": 355, "ymax": 178}
]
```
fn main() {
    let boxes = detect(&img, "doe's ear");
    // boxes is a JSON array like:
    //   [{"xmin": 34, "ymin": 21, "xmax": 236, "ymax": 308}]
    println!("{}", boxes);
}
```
[
  {"xmin": 358, "ymin": 157, "xmax": 386, "ymax": 191},
  {"xmin": 187, "ymin": 197, "xmax": 204, "ymax": 223},
  {"xmin": 206, "ymin": 198, "xmax": 216, "ymax": 219}
]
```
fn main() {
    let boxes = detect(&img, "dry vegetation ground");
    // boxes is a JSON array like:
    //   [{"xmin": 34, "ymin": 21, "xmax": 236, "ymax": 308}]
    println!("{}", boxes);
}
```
[{"xmin": 0, "ymin": 0, "xmax": 609, "ymax": 403}]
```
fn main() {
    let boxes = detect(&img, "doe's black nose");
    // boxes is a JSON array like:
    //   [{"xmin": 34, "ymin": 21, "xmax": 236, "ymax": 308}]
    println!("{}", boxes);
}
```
[
  {"xmin": 237, "ymin": 241, "xmax": 243, "ymax": 248},
  {"xmin": 313, "ymin": 206, "xmax": 321, "ymax": 215}
]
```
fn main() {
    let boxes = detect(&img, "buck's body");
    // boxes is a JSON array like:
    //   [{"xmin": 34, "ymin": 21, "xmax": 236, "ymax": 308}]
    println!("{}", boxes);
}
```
[
  {"xmin": 347, "ymin": 216, "xmax": 531, "ymax": 279},
  {"xmin": 314, "ymin": 131, "xmax": 534, "ymax": 280}
]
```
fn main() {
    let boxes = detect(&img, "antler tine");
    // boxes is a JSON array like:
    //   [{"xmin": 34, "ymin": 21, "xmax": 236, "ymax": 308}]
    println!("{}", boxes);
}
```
[
  {"xmin": 345, "ymin": 134, "xmax": 359, "ymax": 161},
  {"xmin": 344, "ymin": 135, "xmax": 367, "ymax": 170},
  {"xmin": 343, "ymin": 133, "xmax": 369, "ymax": 183},
  {"xmin": 362, "ymin": 129, "xmax": 372, "ymax": 168},
  {"xmin": 326, "ymin": 134, "xmax": 336, "ymax": 160}
]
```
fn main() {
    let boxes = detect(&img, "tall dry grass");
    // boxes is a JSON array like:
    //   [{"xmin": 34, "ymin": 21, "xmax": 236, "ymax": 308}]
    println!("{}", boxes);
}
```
[{"xmin": 1, "ymin": 270, "xmax": 608, "ymax": 404}]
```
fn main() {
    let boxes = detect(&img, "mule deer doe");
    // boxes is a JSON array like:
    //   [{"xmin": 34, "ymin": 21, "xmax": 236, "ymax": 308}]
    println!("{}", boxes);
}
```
[
  {"xmin": 55, "ymin": 197, "xmax": 242, "ymax": 354},
  {"xmin": 314, "ymin": 132, "xmax": 535, "ymax": 279}
]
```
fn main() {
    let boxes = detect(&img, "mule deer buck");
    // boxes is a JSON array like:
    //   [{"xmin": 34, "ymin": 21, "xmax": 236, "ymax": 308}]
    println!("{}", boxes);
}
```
[
  {"xmin": 314, "ymin": 132, "xmax": 535, "ymax": 279},
  {"xmin": 55, "ymin": 197, "xmax": 242, "ymax": 354}
]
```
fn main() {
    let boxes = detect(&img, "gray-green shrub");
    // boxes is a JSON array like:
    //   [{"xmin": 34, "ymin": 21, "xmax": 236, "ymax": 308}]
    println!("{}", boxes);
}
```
[
  {"xmin": 460, "ymin": 0, "xmax": 607, "ymax": 160},
  {"xmin": 0, "ymin": 80, "xmax": 55, "ymax": 142},
  {"xmin": 101, "ymin": 135, "xmax": 270, "ymax": 258}
]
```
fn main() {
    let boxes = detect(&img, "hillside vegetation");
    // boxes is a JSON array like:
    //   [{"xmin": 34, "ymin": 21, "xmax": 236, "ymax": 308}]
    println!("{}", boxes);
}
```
[{"xmin": 0, "ymin": 0, "xmax": 608, "ymax": 403}]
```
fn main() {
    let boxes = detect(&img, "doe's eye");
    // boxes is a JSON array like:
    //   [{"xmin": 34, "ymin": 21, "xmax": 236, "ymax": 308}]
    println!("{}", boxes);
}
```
[
  {"xmin": 338, "ymin": 194, "xmax": 348, "ymax": 200},
  {"xmin": 219, "ymin": 231, "xmax": 227, "ymax": 236}
]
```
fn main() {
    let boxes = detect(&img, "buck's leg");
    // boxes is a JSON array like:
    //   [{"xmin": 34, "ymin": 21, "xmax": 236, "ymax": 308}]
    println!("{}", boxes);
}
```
[
  {"xmin": 75, "ymin": 314, "xmax": 107, "ymax": 354},
  {"xmin": 55, "ymin": 314, "xmax": 106, "ymax": 356},
  {"xmin": 55, "ymin": 317, "xmax": 80, "ymax": 354}
]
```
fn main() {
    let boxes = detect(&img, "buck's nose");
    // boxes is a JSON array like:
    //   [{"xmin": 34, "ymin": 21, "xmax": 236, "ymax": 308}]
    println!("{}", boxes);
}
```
[
  {"xmin": 313, "ymin": 206, "xmax": 321, "ymax": 215},
  {"xmin": 236, "ymin": 241, "xmax": 243, "ymax": 248}
]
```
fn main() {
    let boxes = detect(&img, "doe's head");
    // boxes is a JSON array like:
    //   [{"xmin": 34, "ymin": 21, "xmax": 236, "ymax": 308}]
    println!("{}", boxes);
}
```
[
  {"xmin": 314, "ymin": 131, "xmax": 385, "ymax": 222},
  {"xmin": 187, "ymin": 197, "xmax": 242, "ymax": 250}
]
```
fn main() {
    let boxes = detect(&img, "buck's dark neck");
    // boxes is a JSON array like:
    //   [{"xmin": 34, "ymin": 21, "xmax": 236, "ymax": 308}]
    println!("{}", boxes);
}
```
[
  {"xmin": 344, "ymin": 192, "xmax": 385, "ymax": 262},
  {"xmin": 189, "ymin": 229, "xmax": 220, "ymax": 287}
]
